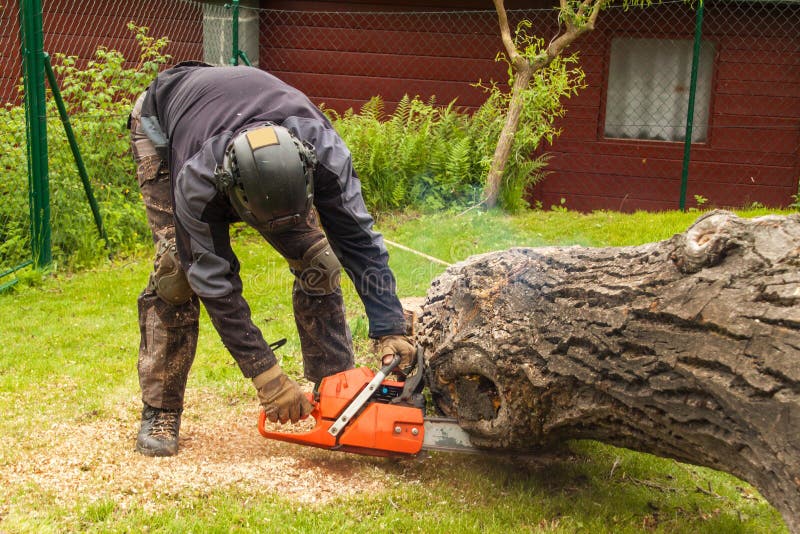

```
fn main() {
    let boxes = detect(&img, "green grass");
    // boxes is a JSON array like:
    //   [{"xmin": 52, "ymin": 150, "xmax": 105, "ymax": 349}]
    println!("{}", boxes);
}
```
[
  {"xmin": 1, "ymin": 447, "xmax": 779, "ymax": 533},
  {"xmin": 0, "ymin": 208, "xmax": 790, "ymax": 533}
]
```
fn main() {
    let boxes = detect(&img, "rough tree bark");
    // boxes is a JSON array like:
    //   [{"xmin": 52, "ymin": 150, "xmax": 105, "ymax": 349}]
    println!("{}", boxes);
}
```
[{"xmin": 417, "ymin": 211, "xmax": 800, "ymax": 532}]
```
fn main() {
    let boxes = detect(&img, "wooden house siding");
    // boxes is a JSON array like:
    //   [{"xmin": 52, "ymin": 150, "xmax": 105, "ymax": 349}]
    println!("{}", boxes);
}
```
[
  {"xmin": 258, "ymin": 1, "xmax": 512, "ymax": 113},
  {"xmin": 0, "ymin": 7, "xmax": 22, "ymax": 101},
  {"xmin": 532, "ymin": 2, "xmax": 799, "ymax": 211},
  {"xmin": 41, "ymin": 0, "xmax": 205, "ymax": 75}
]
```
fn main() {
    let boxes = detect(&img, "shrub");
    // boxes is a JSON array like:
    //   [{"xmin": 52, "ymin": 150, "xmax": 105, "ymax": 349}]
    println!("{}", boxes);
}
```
[
  {"xmin": 327, "ymin": 95, "xmax": 486, "ymax": 213},
  {"xmin": 0, "ymin": 23, "xmax": 169, "ymax": 272}
]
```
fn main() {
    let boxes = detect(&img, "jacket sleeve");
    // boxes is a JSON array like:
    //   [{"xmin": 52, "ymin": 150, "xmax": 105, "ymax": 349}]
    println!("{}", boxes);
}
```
[
  {"xmin": 172, "ymin": 134, "xmax": 276, "ymax": 378},
  {"xmin": 281, "ymin": 116, "xmax": 407, "ymax": 338}
]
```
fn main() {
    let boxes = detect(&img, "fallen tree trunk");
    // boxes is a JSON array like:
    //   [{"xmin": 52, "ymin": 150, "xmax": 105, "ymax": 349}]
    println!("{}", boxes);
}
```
[{"xmin": 417, "ymin": 210, "xmax": 800, "ymax": 532}]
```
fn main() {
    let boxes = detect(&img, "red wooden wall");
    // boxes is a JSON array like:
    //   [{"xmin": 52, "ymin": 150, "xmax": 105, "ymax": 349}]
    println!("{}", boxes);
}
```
[
  {"xmin": 258, "ymin": 0, "xmax": 512, "ymax": 113},
  {"xmin": 0, "ymin": 0, "xmax": 204, "ymax": 105},
  {"xmin": 0, "ymin": 5, "xmax": 23, "ymax": 103},
  {"xmin": 534, "ymin": 2, "xmax": 800, "ymax": 212}
]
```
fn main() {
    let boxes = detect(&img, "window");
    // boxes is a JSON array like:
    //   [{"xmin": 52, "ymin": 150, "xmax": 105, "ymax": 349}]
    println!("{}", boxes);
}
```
[
  {"xmin": 202, "ymin": 4, "xmax": 259, "ymax": 67},
  {"xmin": 604, "ymin": 38, "xmax": 715, "ymax": 143}
]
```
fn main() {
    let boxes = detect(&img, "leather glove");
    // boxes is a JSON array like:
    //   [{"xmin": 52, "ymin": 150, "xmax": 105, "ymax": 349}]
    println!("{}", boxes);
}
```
[
  {"xmin": 377, "ymin": 334, "xmax": 416, "ymax": 378},
  {"xmin": 252, "ymin": 365, "xmax": 313, "ymax": 424}
]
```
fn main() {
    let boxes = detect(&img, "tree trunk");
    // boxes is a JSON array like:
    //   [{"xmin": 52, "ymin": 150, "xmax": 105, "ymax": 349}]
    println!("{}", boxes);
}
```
[
  {"xmin": 417, "ymin": 210, "xmax": 800, "ymax": 532},
  {"xmin": 483, "ymin": 62, "xmax": 532, "ymax": 209}
]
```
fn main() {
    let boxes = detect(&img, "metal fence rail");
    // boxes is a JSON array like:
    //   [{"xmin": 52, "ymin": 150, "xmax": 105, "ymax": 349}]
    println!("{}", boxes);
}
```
[{"xmin": 0, "ymin": 0, "xmax": 798, "ymax": 273}]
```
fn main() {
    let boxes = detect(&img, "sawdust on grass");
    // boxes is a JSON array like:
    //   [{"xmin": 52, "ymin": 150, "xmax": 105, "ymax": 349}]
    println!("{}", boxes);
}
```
[
  {"xmin": 2, "ymin": 391, "xmax": 399, "ymax": 514},
  {"xmin": 3, "ymin": 298, "xmax": 431, "ymax": 515}
]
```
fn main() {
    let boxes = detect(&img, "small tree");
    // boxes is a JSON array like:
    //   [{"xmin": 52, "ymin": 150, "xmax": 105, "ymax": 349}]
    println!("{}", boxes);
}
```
[{"xmin": 484, "ymin": 0, "xmax": 612, "ymax": 208}]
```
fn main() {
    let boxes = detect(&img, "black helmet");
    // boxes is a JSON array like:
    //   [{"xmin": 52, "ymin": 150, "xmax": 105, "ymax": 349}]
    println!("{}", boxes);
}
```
[{"xmin": 216, "ymin": 123, "xmax": 316, "ymax": 231}]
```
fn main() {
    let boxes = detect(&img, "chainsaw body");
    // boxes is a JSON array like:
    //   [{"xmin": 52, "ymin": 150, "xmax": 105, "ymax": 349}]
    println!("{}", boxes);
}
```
[
  {"xmin": 259, "ymin": 348, "xmax": 478, "ymax": 456},
  {"xmin": 258, "ymin": 364, "xmax": 426, "ymax": 456}
]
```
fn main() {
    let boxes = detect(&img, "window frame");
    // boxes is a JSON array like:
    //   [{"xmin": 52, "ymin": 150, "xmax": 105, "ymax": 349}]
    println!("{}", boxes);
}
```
[{"xmin": 599, "ymin": 33, "xmax": 718, "ymax": 146}]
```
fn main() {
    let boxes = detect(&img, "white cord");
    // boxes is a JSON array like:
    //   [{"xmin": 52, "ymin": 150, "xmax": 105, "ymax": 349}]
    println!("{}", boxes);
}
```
[{"xmin": 384, "ymin": 239, "xmax": 453, "ymax": 267}]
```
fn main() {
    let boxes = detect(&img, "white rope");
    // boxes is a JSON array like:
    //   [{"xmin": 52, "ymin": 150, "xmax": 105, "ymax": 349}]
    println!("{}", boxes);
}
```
[{"xmin": 384, "ymin": 239, "xmax": 453, "ymax": 267}]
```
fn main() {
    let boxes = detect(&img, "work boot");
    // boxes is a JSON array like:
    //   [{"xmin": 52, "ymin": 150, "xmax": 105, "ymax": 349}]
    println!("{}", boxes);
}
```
[{"xmin": 136, "ymin": 403, "xmax": 182, "ymax": 457}]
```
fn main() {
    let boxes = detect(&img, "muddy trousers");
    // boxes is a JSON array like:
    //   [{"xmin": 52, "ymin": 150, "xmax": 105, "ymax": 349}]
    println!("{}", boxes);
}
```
[
  {"xmin": 292, "ymin": 279, "xmax": 353, "ymax": 384},
  {"xmin": 130, "ymin": 91, "xmax": 198, "ymax": 410},
  {"xmin": 137, "ymin": 293, "xmax": 200, "ymax": 409},
  {"xmin": 257, "ymin": 208, "xmax": 354, "ymax": 385}
]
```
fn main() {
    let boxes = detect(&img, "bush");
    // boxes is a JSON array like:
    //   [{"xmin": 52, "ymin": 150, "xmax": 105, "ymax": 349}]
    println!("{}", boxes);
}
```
[
  {"xmin": 0, "ymin": 103, "xmax": 31, "ymax": 270},
  {"xmin": 326, "ymin": 95, "xmax": 487, "ymax": 213},
  {"xmin": 0, "ymin": 23, "xmax": 169, "ymax": 272},
  {"xmin": 328, "ymin": 42, "xmax": 583, "ymax": 214}
]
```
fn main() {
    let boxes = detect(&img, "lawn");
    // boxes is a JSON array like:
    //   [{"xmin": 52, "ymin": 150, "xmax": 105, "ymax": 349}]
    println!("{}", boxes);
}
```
[{"xmin": 0, "ymin": 208, "xmax": 788, "ymax": 533}]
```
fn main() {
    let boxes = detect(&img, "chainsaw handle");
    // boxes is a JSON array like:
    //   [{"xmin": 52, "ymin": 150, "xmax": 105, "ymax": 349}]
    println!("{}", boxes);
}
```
[
  {"xmin": 379, "ymin": 353, "xmax": 402, "ymax": 376},
  {"xmin": 395, "ymin": 346, "xmax": 425, "ymax": 405},
  {"xmin": 257, "ymin": 391, "xmax": 317, "ymax": 436},
  {"xmin": 257, "ymin": 408, "xmax": 269, "ymax": 435}
]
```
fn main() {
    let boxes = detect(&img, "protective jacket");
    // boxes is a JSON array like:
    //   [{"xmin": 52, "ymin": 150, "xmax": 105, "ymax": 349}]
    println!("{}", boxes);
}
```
[{"xmin": 138, "ymin": 62, "xmax": 406, "ymax": 376}]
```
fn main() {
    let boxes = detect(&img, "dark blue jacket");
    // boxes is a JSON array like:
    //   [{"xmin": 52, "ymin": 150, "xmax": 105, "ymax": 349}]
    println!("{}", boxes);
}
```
[{"xmin": 139, "ymin": 63, "xmax": 406, "ymax": 375}]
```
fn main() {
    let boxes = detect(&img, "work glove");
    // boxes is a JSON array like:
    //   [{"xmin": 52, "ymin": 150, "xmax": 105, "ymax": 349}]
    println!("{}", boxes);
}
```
[
  {"xmin": 252, "ymin": 365, "xmax": 313, "ymax": 424},
  {"xmin": 377, "ymin": 334, "xmax": 416, "ymax": 378}
]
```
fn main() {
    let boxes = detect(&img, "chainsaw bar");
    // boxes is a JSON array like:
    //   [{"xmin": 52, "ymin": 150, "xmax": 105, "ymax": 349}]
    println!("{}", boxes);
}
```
[{"xmin": 422, "ymin": 417, "xmax": 479, "ymax": 453}]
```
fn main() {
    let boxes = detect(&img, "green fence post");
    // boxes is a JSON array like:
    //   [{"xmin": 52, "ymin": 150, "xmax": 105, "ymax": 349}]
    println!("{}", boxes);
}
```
[
  {"xmin": 229, "ymin": 0, "xmax": 240, "ymax": 65},
  {"xmin": 679, "ymin": 1, "xmax": 705, "ymax": 211},
  {"xmin": 19, "ymin": 0, "xmax": 50, "ymax": 268},
  {"xmin": 237, "ymin": 49, "xmax": 252, "ymax": 67},
  {"xmin": 43, "ymin": 52, "xmax": 108, "ymax": 248}
]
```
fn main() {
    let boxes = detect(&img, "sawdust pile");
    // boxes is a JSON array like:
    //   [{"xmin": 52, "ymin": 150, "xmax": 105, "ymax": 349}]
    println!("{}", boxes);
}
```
[{"xmin": 2, "ymin": 392, "xmax": 396, "ymax": 513}]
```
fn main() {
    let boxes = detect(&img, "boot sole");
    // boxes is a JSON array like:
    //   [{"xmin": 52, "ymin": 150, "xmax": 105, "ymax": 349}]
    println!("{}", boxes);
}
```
[{"xmin": 135, "ymin": 440, "xmax": 178, "ymax": 457}]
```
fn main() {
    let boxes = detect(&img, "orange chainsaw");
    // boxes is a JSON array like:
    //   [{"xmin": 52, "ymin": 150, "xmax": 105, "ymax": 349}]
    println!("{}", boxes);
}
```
[{"xmin": 258, "ymin": 348, "xmax": 477, "ymax": 456}]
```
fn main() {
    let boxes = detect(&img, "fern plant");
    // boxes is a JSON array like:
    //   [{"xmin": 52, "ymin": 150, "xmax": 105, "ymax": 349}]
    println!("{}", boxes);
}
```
[
  {"xmin": 330, "ymin": 95, "xmax": 487, "ymax": 213},
  {"xmin": 326, "ymin": 37, "xmax": 582, "ymax": 215}
]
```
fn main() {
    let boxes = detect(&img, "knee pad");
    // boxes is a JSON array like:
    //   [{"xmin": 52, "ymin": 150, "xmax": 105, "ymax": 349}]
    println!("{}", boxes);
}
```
[
  {"xmin": 149, "ymin": 238, "xmax": 194, "ymax": 305},
  {"xmin": 288, "ymin": 239, "xmax": 341, "ymax": 296}
]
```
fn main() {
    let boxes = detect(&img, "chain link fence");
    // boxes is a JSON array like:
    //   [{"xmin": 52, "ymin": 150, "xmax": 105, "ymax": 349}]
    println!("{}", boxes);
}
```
[
  {"xmin": 248, "ymin": 1, "xmax": 798, "ymax": 213},
  {"xmin": 0, "ymin": 0, "xmax": 210, "ymax": 276},
  {"xmin": 0, "ymin": 1, "xmax": 207, "ymax": 102},
  {"xmin": 1, "ymin": 0, "xmax": 798, "ymax": 273}
]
